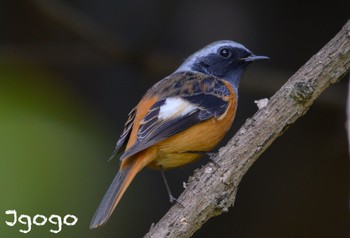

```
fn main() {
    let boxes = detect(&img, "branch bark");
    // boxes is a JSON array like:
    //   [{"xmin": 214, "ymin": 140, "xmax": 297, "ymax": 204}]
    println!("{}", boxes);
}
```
[{"xmin": 144, "ymin": 20, "xmax": 350, "ymax": 238}]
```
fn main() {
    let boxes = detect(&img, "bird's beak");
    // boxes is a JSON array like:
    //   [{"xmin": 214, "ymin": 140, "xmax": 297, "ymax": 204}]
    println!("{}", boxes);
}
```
[{"xmin": 240, "ymin": 55, "xmax": 269, "ymax": 62}]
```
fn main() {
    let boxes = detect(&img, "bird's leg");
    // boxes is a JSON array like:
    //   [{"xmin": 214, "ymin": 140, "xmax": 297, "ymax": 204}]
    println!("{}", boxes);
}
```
[{"xmin": 159, "ymin": 166, "xmax": 184, "ymax": 207}]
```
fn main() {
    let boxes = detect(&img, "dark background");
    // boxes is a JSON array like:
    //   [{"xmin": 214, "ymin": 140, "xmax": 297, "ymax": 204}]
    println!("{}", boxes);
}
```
[{"xmin": 0, "ymin": 0, "xmax": 349, "ymax": 237}]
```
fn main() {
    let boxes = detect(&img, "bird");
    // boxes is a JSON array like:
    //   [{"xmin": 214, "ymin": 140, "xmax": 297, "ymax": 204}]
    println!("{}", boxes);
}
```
[{"xmin": 90, "ymin": 40, "xmax": 268, "ymax": 229}]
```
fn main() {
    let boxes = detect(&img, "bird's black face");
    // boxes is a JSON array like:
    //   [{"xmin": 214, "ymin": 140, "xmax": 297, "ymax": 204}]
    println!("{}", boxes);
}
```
[
  {"xmin": 192, "ymin": 46, "xmax": 253, "ymax": 79},
  {"xmin": 175, "ymin": 41, "xmax": 268, "ymax": 91}
]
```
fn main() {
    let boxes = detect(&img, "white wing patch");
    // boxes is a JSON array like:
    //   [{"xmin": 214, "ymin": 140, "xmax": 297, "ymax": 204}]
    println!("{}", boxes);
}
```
[{"xmin": 158, "ymin": 97, "xmax": 197, "ymax": 120}]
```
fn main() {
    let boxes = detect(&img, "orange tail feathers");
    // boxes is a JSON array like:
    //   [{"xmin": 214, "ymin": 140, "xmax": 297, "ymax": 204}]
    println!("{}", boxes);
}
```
[{"xmin": 90, "ymin": 158, "xmax": 144, "ymax": 229}]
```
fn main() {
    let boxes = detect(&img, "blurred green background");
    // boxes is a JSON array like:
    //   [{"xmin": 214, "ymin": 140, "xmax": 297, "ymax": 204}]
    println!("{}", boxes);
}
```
[{"xmin": 0, "ymin": 0, "xmax": 349, "ymax": 237}]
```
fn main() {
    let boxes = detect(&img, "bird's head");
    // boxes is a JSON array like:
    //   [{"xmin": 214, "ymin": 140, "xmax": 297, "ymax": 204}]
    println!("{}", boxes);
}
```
[{"xmin": 175, "ymin": 40, "xmax": 268, "ymax": 91}]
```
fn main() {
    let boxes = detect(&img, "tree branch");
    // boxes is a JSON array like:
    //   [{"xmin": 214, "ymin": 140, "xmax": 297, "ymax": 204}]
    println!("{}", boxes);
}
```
[{"xmin": 144, "ymin": 20, "xmax": 350, "ymax": 238}]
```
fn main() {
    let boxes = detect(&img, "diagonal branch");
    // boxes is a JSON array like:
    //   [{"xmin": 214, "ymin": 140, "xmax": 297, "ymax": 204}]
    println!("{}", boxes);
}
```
[{"xmin": 144, "ymin": 20, "xmax": 350, "ymax": 238}]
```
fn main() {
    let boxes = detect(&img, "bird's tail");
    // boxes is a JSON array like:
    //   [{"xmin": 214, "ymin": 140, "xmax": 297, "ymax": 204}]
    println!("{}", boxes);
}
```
[{"xmin": 90, "ymin": 159, "xmax": 141, "ymax": 229}]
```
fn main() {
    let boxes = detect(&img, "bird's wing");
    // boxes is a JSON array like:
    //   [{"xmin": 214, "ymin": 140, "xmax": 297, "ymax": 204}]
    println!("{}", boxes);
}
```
[
  {"xmin": 119, "ymin": 72, "xmax": 232, "ymax": 160},
  {"xmin": 109, "ymin": 107, "xmax": 136, "ymax": 159}
]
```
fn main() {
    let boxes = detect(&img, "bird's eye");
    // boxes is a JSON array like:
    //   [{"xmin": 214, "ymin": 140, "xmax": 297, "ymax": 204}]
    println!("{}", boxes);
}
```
[{"xmin": 218, "ymin": 48, "xmax": 232, "ymax": 58}]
